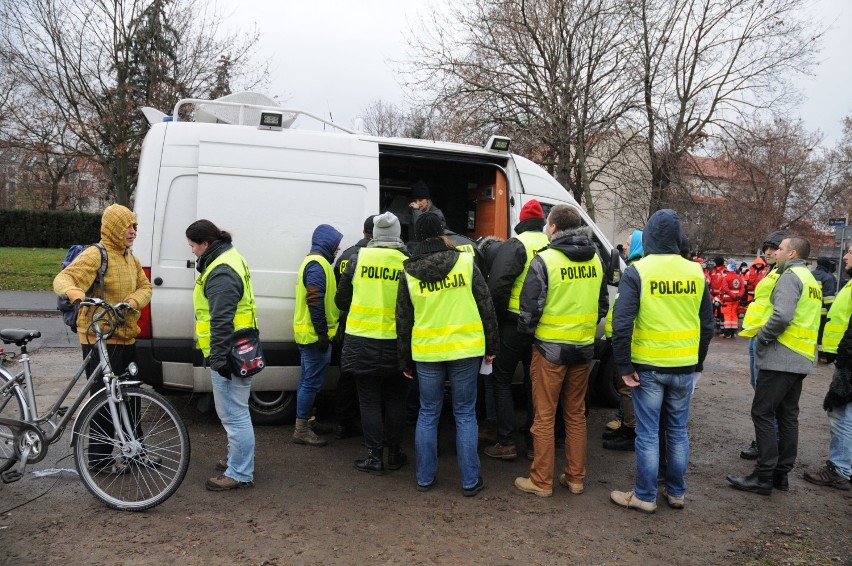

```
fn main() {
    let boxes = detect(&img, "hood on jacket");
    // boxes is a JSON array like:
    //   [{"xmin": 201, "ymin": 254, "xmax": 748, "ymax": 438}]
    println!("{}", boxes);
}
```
[
  {"xmin": 101, "ymin": 204, "xmax": 137, "ymax": 253},
  {"xmin": 310, "ymin": 224, "xmax": 344, "ymax": 262},
  {"xmin": 548, "ymin": 226, "xmax": 597, "ymax": 262},
  {"xmin": 627, "ymin": 229, "xmax": 644, "ymax": 262},
  {"xmin": 403, "ymin": 246, "xmax": 460, "ymax": 283},
  {"xmin": 642, "ymin": 209, "xmax": 683, "ymax": 255},
  {"xmin": 514, "ymin": 217, "xmax": 546, "ymax": 235}
]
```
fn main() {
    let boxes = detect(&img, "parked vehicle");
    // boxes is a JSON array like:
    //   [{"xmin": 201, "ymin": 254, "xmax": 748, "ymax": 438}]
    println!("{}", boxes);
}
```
[{"xmin": 131, "ymin": 92, "xmax": 623, "ymax": 424}]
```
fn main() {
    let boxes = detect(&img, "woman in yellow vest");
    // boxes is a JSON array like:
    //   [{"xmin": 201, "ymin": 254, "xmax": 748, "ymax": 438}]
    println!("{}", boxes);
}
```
[
  {"xmin": 335, "ymin": 212, "xmax": 410, "ymax": 475},
  {"xmin": 187, "ymin": 219, "xmax": 258, "ymax": 491},
  {"xmin": 396, "ymin": 212, "xmax": 500, "ymax": 496}
]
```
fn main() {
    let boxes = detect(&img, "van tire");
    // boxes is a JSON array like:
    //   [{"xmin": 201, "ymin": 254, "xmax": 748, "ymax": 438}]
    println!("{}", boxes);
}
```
[
  {"xmin": 249, "ymin": 391, "xmax": 297, "ymax": 425},
  {"xmin": 594, "ymin": 352, "xmax": 620, "ymax": 408}
]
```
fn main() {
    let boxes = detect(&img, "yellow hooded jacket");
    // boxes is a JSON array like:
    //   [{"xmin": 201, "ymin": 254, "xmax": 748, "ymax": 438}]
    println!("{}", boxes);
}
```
[{"xmin": 53, "ymin": 204, "xmax": 153, "ymax": 345}]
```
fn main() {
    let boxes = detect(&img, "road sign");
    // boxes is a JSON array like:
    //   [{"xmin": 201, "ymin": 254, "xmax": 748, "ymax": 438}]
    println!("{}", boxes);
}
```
[{"xmin": 829, "ymin": 217, "xmax": 848, "ymax": 227}]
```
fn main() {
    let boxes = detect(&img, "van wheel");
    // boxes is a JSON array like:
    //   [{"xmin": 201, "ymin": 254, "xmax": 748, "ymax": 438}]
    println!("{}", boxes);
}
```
[
  {"xmin": 594, "ymin": 352, "xmax": 620, "ymax": 408},
  {"xmin": 249, "ymin": 391, "xmax": 297, "ymax": 425}
]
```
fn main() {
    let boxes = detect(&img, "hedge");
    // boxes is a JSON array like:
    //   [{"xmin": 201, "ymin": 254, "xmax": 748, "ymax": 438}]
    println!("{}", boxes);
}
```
[{"xmin": 0, "ymin": 209, "xmax": 102, "ymax": 248}]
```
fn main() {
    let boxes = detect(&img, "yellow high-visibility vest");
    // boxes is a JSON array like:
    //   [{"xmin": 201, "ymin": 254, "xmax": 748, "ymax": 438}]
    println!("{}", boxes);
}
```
[
  {"xmin": 740, "ymin": 267, "xmax": 781, "ymax": 337},
  {"xmin": 294, "ymin": 255, "xmax": 340, "ymax": 344},
  {"xmin": 822, "ymin": 282, "xmax": 852, "ymax": 354},
  {"xmin": 346, "ymin": 247, "xmax": 406, "ymax": 339},
  {"xmin": 508, "ymin": 230, "xmax": 550, "ymax": 314},
  {"xmin": 605, "ymin": 295, "xmax": 616, "ymax": 339},
  {"xmin": 406, "ymin": 253, "xmax": 484, "ymax": 361},
  {"xmin": 193, "ymin": 247, "xmax": 258, "ymax": 357},
  {"xmin": 631, "ymin": 255, "xmax": 705, "ymax": 367},
  {"xmin": 776, "ymin": 265, "xmax": 822, "ymax": 361},
  {"xmin": 534, "ymin": 249, "xmax": 603, "ymax": 345}
]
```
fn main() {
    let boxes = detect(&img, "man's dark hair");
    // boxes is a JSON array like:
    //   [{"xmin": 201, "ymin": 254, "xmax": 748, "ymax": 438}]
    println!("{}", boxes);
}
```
[
  {"xmin": 786, "ymin": 236, "xmax": 810, "ymax": 259},
  {"xmin": 548, "ymin": 204, "xmax": 582, "ymax": 231}
]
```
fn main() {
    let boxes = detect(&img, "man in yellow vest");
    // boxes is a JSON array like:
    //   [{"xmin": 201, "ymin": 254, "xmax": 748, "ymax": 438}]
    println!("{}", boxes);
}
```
[
  {"xmin": 513, "ymin": 205, "xmax": 608, "ymax": 497},
  {"xmin": 727, "ymin": 236, "xmax": 822, "ymax": 495},
  {"xmin": 484, "ymin": 199, "xmax": 549, "ymax": 461},
  {"xmin": 804, "ymin": 245, "xmax": 852, "ymax": 490},
  {"xmin": 293, "ymin": 224, "xmax": 343, "ymax": 447},
  {"xmin": 609, "ymin": 209, "xmax": 714, "ymax": 513}
]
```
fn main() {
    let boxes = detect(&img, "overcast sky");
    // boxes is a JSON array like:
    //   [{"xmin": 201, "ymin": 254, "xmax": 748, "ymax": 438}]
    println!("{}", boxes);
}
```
[{"xmin": 232, "ymin": 0, "xmax": 851, "ymax": 145}]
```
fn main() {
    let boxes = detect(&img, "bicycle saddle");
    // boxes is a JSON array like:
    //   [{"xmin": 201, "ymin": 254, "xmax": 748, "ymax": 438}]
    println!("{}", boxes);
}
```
[{"xmin": 0, "ymin": 329, "xmax": 41, "ymax": 345}]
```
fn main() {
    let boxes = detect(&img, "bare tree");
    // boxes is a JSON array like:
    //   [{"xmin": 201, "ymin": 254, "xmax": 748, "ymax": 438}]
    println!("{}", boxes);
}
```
[
  {"xmin": 0, "ymin": 0, "xmax": 267, "ymax": 206},
  {"xmin": 631, "ymin": 0, "xmax": 824, "ymax": 216},
  {"xmin": 403, "ymin": 0, "xmax": 641, "ymax": 219},
  {"xmin": 358, "ymin": 100, "xmax": 411, "ymax": 137}
]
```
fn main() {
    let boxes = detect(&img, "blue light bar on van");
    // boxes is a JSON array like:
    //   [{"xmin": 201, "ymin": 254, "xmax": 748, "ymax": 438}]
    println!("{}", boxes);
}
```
[{"xmin": 485, "ymin": 135, "xmax": 511, "ymax": 153}]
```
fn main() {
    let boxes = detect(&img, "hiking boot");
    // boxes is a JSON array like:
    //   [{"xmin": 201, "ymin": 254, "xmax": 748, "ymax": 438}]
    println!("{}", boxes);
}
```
[
  {"xmin": 726, "ymin": 471, "xmax": 772, "ymax": 495},
  {"xmin": 334, "ymin": 419, "xmax": 362, "ymax": 439},
  {"xmin": 387, "ymin": 446, "xmax": 408, "ymax": 470},
  {"xmin": 803, "ymin": 462, "xmax": 851, "ymax": 491},
  {"xmin": 773, "ymin": 472, "xmax": 789, "ymax": 491},
  {"xmin": 462, "ymin": 476, "xmax": 485, "ymax": 497},
  {"xmin": 740, "ymin": 440, "xmax": 758, "ymax": 460},
  {"xmin": 205, "ymin": 475, "xmax": 253, "ymax": 491},
  {"xmin": 602, "ymin": 427, "xmax": 622, "ymax": 440},
  {"xmin": 215, "ymin": 458, "xmax": 228, "ymax": 472},
  {"xmin": 558, "ymin": 473, "xmax": 584, "ymax": 494},
  {"xmin": 514, "ymin": 476, "xmax": 552, "ymax": 498},
  {"xmin": 293, "ymin": 418, "xmax": 328, "ymax": 447},
  {"xmin": 605, "ymin": 418, "xmax": 622, "ymax": 431},
  {"xmin": 484, "ymin": 442, "xmax": 517, "ymax": 461},
  {"xmin": 610, "ymin": 490, "xmax": 656, "ymax": 513},
  {"xmin": 662, "ymin": 487, "xmax": 685, "ymax": 509},
  {"xmin": 603, "ymin": 426, "xmax": 636, "ymax": 451},
  {"xmin": 308, "ymin": 417, "xmax": 333, "ymax": 435},
  {"xmin": 478, "ymin": 420, "xmax": 498, "ymax": 445},
  {"xmin": 354, "ymin": 448, "xmax": 384, "ymax": 475}
]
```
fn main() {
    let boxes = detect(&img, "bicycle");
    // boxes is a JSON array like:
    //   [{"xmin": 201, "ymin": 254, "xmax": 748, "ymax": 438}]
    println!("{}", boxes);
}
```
[{"xmin": 0, "ymin": 298, "xmax": 190, "ymax": 511}]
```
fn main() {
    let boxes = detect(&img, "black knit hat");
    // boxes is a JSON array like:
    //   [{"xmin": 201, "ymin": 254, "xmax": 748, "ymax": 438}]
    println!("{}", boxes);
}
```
[
  {"xmin": 410, "ymin": 180, "xmax": 431, "ymax": 200},
  {"xmin": 761, "ymin": 230, "xmax": 788, "ymax": 253},
  {"xmin": 363, "ymin": 215, "xmax": 375, "ymax": 234},
  {"xmin": 415, "ymin": 212, "xmax": 444, "ymax": 241}
]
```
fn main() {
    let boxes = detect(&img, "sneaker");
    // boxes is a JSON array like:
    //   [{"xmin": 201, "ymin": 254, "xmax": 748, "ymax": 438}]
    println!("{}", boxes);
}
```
[
  {"xmin": 205, "ymin": 475, "xmax": 254, "ymax": 491},
  {"xmin": 803, "ymin": 462, "xmax": 851, "ymax": 491},
  {"xmin": 139, "ymin": 454, "xmax": 162, "ymax": 469},
  {"xmin": 215, "ymin": 458, "xmax": 228, "ymax": 472},
  {"xmin": 740, "ymin": 440, "xmax": 758, "ymax": 460},
  {"xmin": 417, "ymin": 479, "xmax": 436, "ymax": 493},
  {"xmin": 484, "ymin": 442, "xmax": 518, "ymax": 461},
  {"xmin": 661, "ymin": 487, "xmax": 684, "ymax": 509},
  {"xmin": 463, "ymin": 476, "xmax": 485, "ymax": 497},
  {"xmin": 610, "ymin": 490, "xmax": 656, "ymax": 513},
  {"xmin": 606, "ymin": 418, "xmax": 622, "ymax": 431},
  {"xmin": 558, "ymin": 473, "xmax": 584, "ymax": 494},
  {"xmin": 514, "ymin": 476, "xmax": 552, "ymax": 497}
]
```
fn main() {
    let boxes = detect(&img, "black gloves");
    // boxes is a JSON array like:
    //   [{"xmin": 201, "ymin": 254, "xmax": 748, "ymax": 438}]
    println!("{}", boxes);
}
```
[
  {"xmin": 212, "ymin": 360, "xmax": 232, "ymax": 379},
  {"xmin": 317, "ymin": 334, "xmax": 330, "ymax": 353}
]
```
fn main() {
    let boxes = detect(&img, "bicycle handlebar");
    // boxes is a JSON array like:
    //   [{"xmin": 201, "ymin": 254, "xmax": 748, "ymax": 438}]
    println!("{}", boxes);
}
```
[{"xmin": 79, "ymin": 299, "xmax": 139, "ymax": 340}]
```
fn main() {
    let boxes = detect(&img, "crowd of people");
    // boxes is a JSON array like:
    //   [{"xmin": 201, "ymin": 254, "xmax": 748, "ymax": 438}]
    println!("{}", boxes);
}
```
[{"xmin": 54, "ymin": 197, "xmax": 852, "ymax": 507}]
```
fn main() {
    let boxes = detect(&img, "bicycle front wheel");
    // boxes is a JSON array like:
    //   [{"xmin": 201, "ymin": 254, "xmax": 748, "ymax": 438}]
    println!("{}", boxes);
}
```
[
  {"xmin": 73, "ymin": 386, "xmax": 190, "ymax": 511},
  {"xmin": 0, "ymin": 372, "xmax": 25, "ymax": 473}
]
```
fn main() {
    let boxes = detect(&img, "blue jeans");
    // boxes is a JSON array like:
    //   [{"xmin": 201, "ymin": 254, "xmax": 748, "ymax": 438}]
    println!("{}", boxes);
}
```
[
  {"xmin": 415, "ymin": 357, "xmax": 480, "ymax": 490},
  {"xmin": 297, "ymin": 343, "xmax": 332, "ymax": 420},
  {"xmin": 212, "ymin": 370, "xmax": 255, "ymax": 482},
  {"xmin": 827, "ymin": 402, "xmax": 852, "ymax": 479},
  {"xmin": 632, "ymin": 371, "xmax": 694, "ymax": 502}
]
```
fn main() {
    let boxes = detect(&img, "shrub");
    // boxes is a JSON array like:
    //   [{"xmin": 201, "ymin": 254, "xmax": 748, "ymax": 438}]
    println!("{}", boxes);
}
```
[{"xmin": 0, "ymin": 210, "xmax": 101, "ymax": 248}]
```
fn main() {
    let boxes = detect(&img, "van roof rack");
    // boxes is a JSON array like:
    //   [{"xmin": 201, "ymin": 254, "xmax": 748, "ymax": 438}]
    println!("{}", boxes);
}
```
[{"xmin": 171, "ymin": 91, "xmax": 355, "ymax": 134}]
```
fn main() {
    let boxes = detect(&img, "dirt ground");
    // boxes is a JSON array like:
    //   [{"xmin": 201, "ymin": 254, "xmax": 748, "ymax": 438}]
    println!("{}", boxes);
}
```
[{"xmin": 1, "ymin": 337, "xmax": 850, "ymax": 566}]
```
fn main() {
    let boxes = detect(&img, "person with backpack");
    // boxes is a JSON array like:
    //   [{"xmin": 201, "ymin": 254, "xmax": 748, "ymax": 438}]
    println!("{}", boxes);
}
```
[{"xmin": 53, "ymin": 204, "xmax": 153, "ymax": 472}]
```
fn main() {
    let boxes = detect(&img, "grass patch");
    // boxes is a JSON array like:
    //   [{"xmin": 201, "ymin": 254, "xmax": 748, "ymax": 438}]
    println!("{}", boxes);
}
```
[{"xmin": 0, "ymin": 247, "xmax": 67, "ymax": 291}]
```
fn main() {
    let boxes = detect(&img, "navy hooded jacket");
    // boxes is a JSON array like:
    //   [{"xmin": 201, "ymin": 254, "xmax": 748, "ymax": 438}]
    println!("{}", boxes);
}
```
[
  {"xmin": 611, "ymin": 209, "xmax": 714, "ymax": 376},
  {"xmin": 303, "ymin": 224, "xmax": 344, "ymax": 337}
]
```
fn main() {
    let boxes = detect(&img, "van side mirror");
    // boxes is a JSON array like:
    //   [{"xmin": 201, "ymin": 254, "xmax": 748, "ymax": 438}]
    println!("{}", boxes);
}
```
[{"xmin": 608, "ymin": 249, "xmax": 623, "ymax": 286}]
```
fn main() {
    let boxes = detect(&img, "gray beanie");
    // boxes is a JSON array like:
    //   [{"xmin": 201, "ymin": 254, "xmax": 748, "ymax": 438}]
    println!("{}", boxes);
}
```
[{"xmin": 372, "ymin": 212, "xmax": 401, "ymax": 240}]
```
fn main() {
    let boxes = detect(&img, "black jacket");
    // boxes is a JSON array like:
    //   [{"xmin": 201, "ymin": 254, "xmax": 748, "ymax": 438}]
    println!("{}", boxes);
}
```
[
  {"xmin": 396, "ymin": 237, "xmax": 500, "ymax": 374},
  {"xmin": 196, "ymin": 241, "xmax": 245, "ymax": 373},
  {"xmin": 812, "ymin": 265, "xmax": 837, "ymax": 298},
  {"xmin": 488, "ymin": 218, "xmax": 547, "ymax": 320},
  {"xmin": 611, "ymin": 209, "xmax": 714, "ymax": 376}
]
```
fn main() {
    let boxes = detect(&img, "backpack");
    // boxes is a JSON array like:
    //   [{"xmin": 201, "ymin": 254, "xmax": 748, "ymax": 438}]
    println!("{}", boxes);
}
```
[{"xmin": 57, "ymin": 243, "xmax": 108, "ymax": 333}]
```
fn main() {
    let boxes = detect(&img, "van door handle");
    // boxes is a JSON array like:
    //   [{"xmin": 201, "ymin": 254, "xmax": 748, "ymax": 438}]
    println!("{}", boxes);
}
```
[{"xmin": 186, "ymin": 260, "xmax": 196, "ymax": 269}]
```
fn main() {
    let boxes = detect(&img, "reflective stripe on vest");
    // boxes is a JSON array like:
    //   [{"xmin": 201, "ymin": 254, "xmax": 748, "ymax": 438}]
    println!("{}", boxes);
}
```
[
  {"xmin": 346, "ymin": 247, "xmax": 406, "ymax": 339},
  {"xmin": 193, "ymin": 248, "xmax": 258, "ymax": 357},
  {"xmin": 740, "ymin": 267, "xmax": 781, "ymax": 337},
  {"xmin": 294, "ymin": 255, "xmax": 340, "ymax": 344},
  {"xmin": 507, "ymin": 231, "xmax": 550, "ymax": 314},
  {"xmin": 631, "ymin": 255, "xmax": 705, "ymax": 367},
  {"xmin": 534, "ymin": 249, "xmax": 603, "ymax": 345},
  {"xmin": 822, "ymin": 282, "xmax": 852, "ymax": 354},
  {"xmin": 776, "ymin": 265, "xmax": 822, "ymax": 361},
  {"xmin": 406, "ymin": 253, "xmax": 484, "ymax": 361}
]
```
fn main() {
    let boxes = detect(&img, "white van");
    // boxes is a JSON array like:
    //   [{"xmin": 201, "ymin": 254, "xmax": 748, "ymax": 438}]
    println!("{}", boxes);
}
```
[{"xmin": 132, "ymin": 93, "xmax": 623, "ymax": 424}]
